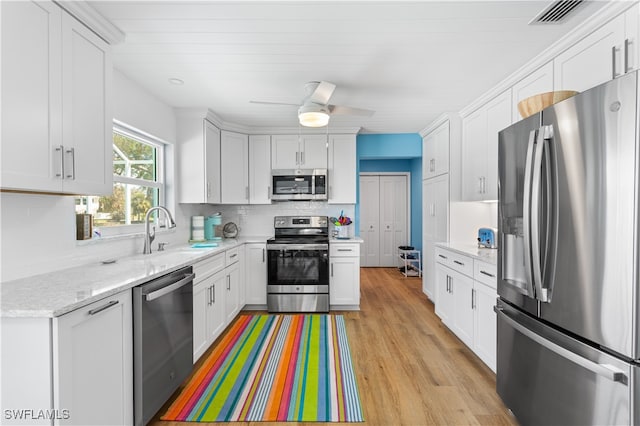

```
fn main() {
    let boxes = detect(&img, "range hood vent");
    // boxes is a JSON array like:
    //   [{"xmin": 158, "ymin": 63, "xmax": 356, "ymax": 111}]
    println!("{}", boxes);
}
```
[{"xmin": 529, "ymin": 0, "xmax": 584, "ymax": 24}]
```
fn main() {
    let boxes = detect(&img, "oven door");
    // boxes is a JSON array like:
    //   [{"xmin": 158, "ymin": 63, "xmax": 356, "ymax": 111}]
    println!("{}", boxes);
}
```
[
  {"xmin": 267, "ymin": 243, "xmax": 329, "ymax": 312},
  {"xmin": 267, "ymin": 244, "xmax": 329, "ymax": 287}
]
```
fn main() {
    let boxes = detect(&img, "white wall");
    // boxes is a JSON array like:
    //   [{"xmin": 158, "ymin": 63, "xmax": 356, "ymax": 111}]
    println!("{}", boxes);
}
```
[
  {"xmin": 0, "ymin": 70, "xmax": 205, "ymax": 282},
  {"xmin": 449, "ymin": 201, "xmax": 497, "ymax": 244}
]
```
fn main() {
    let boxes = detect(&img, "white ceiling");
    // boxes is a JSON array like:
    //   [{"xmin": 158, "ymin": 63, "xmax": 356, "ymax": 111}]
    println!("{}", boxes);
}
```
[{"xmin": 91, "ymin": 0, "xmax": 609, "ymax": 134}]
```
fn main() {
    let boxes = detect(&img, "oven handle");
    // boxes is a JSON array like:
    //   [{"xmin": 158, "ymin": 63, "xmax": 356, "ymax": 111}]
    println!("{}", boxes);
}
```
[
  {"xmin": 144, "ymin": 273, "xmax": 195, "ymax": 301},
  {"xmin": 267, "ymin": 244, "xmax": 328, "ymax": 251}
]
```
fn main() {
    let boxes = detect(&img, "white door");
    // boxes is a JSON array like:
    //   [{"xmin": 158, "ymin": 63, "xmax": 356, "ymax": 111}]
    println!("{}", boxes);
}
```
[
  {"xmin": 61, "ymin": 11, "xmax": 112, "ymax": 195},
  {"xmin": 221, "ymin": 131, "xmax": 249, "ymax": 204},
  {"xmin": 553, "ymin": 15, "xmax": 624, "ymax": 93},
  {"xmin": 54, "ymin": 290, "xmax": 133, "ymax": 425},
  {"xmin": 300, "ymin": 135, "xmax": 328, "ymax": 169},
  {"xmin": 248, "ymin": 135, "xmax": 271, "ymax": 204},
  {"xmin": 359, "ymin": 174, "xmax": 408, "ymax": 267},
  {"xmin": 205, "ymin": 121, "xmax": 221, "ymax": 204},
  {"xmin": 1, "ymin": 1, "xmax": 62, "ymax": 193},
  {"xmin": 359, "ymin": 175, "xmax": 380, "ymax": 267},
  {"xmin": 245, "ymin": 243, "xmax": 267, "ymax": 305}
]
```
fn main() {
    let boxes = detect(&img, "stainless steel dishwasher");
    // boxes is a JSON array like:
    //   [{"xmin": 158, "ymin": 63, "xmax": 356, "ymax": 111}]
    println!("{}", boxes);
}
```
[{"xmin": 133, "ymin": 266, "xmax": 194, "ymax": 426}]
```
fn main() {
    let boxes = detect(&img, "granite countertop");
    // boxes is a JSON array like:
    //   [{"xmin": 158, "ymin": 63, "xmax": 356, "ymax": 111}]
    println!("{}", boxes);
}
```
[
  {"xmin": 435, "ymin": 242, "xmax": 498, "ymax": 265},
  {"xmin": 1, "ymin": 236, "xmax": 268, "ymax": 318}
]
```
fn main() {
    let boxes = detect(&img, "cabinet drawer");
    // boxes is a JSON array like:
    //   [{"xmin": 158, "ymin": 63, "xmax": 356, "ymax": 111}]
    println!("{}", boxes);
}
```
[
  {"xmin": 435, "ymin": 248, "xmax": 473, "ymax": 277},
  {"xmin": 330, "ymin": 243, "xmax": 360, "ymax": 257},
  {"xmin": 225, "ymin": 247, "xmax": 240, "ymax": 265},
  {"xmin": 194, "ymin": 253, "xmax": 225, "ymax": 282},
  {"xmin": 474, "ymin": 260, "xmax": 497, "ymax": 289}
]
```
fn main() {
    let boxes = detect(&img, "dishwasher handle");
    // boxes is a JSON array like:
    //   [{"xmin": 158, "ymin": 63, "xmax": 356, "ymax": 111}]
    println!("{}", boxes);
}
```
[{"xmin": 145, "ymin": 273, "xmax": 195, "ymax": 301}]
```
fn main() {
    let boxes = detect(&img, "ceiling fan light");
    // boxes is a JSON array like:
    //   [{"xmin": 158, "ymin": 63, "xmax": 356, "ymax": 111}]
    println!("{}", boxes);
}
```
[
  {"xmin": 298, "ymin": 104, "xmax": 330, "ymax": 127},
  {"xmin": 299, "ymin": 111, "xmax": 330, "ymax": 127}
]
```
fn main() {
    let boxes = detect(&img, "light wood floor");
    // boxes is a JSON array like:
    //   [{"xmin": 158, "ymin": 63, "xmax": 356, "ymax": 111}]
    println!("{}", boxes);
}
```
[{"xmin": 153, "ymin": 267, "xmax": 517, "ymax": 426}]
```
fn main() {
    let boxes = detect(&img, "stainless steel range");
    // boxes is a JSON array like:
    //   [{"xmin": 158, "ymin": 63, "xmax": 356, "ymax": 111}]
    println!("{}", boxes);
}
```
[{"xmin": 267, "ymin": 216, "xmax": 329, "ymax": 312}]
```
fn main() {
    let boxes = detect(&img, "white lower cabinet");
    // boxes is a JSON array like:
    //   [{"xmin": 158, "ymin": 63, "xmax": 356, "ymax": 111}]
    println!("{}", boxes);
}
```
[
  {"xmin": 192, "ymin": 252, "xmax": 226, "ymax": 361},
  {"xmin": 54, "ymin": 290, "xmax": 133, "ymax": 425},
  {"xmin": 244, "ymin": 243, "xmax": 267, "ymax": 306},
  {"xmin": 329, "ymin": 243, "xmax": 361, "ymax": 309},
  {"xmin": 193, "ymin": 272, "xmax": 226, "ymax": 362},
  {"xmin": 1, "ymin": 289, "xmax": 133, "ymax": 426},
  {"xmin": 435, "ymin": 247, "xmax": 497, "ymax": 372},
  {"xmin": 224, "ymin": 248, "xmax": 242, "ymax": 323}
]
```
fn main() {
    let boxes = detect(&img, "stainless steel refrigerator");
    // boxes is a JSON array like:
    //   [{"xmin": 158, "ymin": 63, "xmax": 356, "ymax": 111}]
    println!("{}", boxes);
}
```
[{"xmin": 496, "ymin": 70, "xmax": 639, "ymax": 425}]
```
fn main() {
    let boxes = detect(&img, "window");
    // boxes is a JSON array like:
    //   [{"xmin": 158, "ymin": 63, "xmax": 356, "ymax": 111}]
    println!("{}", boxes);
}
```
[{"xmin": 76, "ymin": 122, "xmax": 166, "ymax": 236}]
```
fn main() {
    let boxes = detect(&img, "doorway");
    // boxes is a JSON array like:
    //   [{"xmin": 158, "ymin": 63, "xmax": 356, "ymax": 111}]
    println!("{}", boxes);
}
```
[{"xmin": 359, "ymin": 174, "xmax": 410, "ymax": 267}]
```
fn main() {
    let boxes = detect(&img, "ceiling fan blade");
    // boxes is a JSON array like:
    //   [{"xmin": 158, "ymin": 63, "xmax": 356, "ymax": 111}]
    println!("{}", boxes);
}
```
[
  {"xmin": 329, "ymin": 105, "xmax": 375, "ymax": 117},
  {"xmin": 250, "ymin": 100, "xmax": 300, "ymax": 107},
  {"xmin": 308, "ymin": 81, "xmax": 336, "ymax": 105}
]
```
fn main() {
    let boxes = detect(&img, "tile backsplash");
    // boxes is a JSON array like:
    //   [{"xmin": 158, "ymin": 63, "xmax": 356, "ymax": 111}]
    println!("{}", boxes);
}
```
[{"xmin": 201, "ymin": 202, "xmax": 355, "ymax": 237}]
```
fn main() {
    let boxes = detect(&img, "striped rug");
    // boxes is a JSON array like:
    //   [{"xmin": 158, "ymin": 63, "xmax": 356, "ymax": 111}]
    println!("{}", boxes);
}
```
[{"xmin": 161, "ymin": 314, "xmax": 364, "ymax": 422}]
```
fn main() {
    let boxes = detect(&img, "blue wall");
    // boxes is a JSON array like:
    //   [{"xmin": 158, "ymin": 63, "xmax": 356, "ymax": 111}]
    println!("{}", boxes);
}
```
[{"xmin": 356, "ymin": 133, "xmax": 422, "ymax": 254}]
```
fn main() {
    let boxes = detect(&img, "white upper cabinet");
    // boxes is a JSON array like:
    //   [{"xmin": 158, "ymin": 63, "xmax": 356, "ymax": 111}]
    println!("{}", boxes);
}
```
[
  {"xmin": 554, "ymin": 13, "xmax": 630, "ymax": 93},
  {"xmin": 248, "ymin": 135, "xmax": 272, "ymax": 204},
  {"xmin": 422, "ymin": 121, "xmax": 449, "ymax": 179},
  {"xmin": 220, "ymin": 130, "xmax": 249, "ymax": 204},
  {"xmin": 178, "ymin": 116, "xmax": 221, "ymax": 204},
  {"xmin": 300, "ymin": 135, "xmax": 328, "ymax": 169},
  {"xmin": 1, "ymin": 1, "xmax": 112, "ymax": 195},
  {"xmin": 462, "ymin": 89, "xmax": 511, "ymax": 201},
  {"xmin": 328, "ymin": 134, "xmax": 356, "ymax": 204},
  {"xmin": 271, "ymin": 135, "xmax": 299, "ymax": 169},
  {"xmin": 271, "ymin": 134, "xmax": 327, "ymax": 169},
  {"xmin": 625, "ymin": 3, "xmax": 640, "ymax": 73},
  {"xmin": 511, "ymin": 61, "xmax": 554, "ymax": 123},
  {"xmin": 60, "ymin": 13, "xmax": 113, "ymax": 195}
]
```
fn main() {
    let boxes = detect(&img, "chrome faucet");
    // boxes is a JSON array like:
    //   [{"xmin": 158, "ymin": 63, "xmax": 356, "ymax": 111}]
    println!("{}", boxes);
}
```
[{"xmin": 143, "ymin": 206, "xmax": 176, "ymax": 254}]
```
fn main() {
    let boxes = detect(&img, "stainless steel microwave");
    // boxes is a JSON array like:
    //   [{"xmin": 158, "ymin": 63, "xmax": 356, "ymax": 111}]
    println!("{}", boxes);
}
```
[{"xmin": 271, "ymin": 169, "xmax": 327, "ymax": 201}]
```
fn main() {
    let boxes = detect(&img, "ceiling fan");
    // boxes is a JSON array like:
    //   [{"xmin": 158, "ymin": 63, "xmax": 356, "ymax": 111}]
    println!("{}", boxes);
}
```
[{"xmin": 250, "ymin": 81, "xmax": 375, "ymax": 127}]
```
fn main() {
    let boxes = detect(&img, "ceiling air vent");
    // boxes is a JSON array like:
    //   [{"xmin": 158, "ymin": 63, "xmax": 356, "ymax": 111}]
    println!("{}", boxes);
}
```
[{"xmin": 529, "ymin": 0, "xmax": 584, "ymax": 24}]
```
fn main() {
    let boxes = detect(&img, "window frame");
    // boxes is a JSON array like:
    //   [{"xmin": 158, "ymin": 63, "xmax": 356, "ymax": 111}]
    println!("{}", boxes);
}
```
[{"xmin": 94, "ymin": 121, "xmax": 168, "ymax": 238}]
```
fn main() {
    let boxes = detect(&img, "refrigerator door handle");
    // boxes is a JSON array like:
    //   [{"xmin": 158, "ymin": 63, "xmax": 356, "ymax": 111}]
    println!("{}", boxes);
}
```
[
  {"xmin": 495, "ymin": 306, "xmax": 628, "ymax": 384},
  {"xmin": 530, "ymin": 128, "xmax": 550, "ymax": 302},
  {"xmin": 522, "ymin": 129, "xmax": 538, "ymax": 299}
]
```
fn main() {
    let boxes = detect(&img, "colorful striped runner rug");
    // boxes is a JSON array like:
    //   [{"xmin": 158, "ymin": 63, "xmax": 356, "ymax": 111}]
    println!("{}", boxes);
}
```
[{"xmin": 161, "ymin": 314, "xmax": 364, "ymax": 422}]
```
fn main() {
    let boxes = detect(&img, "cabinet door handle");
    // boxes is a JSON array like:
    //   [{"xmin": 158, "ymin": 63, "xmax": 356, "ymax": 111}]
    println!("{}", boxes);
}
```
[
  {"xmin": 54, "ymin": 146, "xmax": 64, "ymax": 178},
  {"xmin": 454, "ymin": 260, "xmax": 464, "ymax": 266},
  {"xmin": 438, "ymin": 254, "xmax": 447, "ymax": 259},
  {"xmin": 301, "ymin": 151, "xmax": 305, "ymax": 165},
  {"xmin": 624, "ymin": 38, "xmax": 631, "ymax": 73},
  {"xmin": 480, "ymin": 270, "xmax": 495, "ymax": 278},
  {"xmin": 212, "ymin": 285, "xmax": 216, "ymax": 304},
  {"xmin": 331, "ymin": 263, "xmax": 334, "ymax": 277},
  {"xmin": 227, "ymin": 275, "xmax": 231, "ymax": 290},
  {"xmin": 471, "ymin": 288, "xmax": 476, "ymax": 309},
  {"xmin": 64, "ymin": 147, "xmax": 75, "ymax": 180},
  {"xmin": 262, "ymin": 248, "xmax": 265, "ymax": 262},
  {"xmin": 337, "ymin": 248, "xmax": 352, "ymax": 252},
  {"xmin": 88, "ymin": 300, "xmax": 119, "ymax": 316},
  {"xmin": 612, "ymin": 45, "xmax": 621, "ymax": 78},
  {"xmin": 230, "ymin": 253, "xmax": 237, "ymax": 259}
]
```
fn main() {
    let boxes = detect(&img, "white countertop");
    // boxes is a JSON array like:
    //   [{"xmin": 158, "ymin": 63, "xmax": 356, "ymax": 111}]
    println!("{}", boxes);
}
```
[
  {"xmin": 435, "ymin": 242, "xmax": 498, "ymax": 264},
  {"xmin": 1, "ymin": 236, "xmax": 268, "ymax": 318},
  {"xmin": 330, "ymin": 237, "xmax": 364, "ymax": 243}
]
